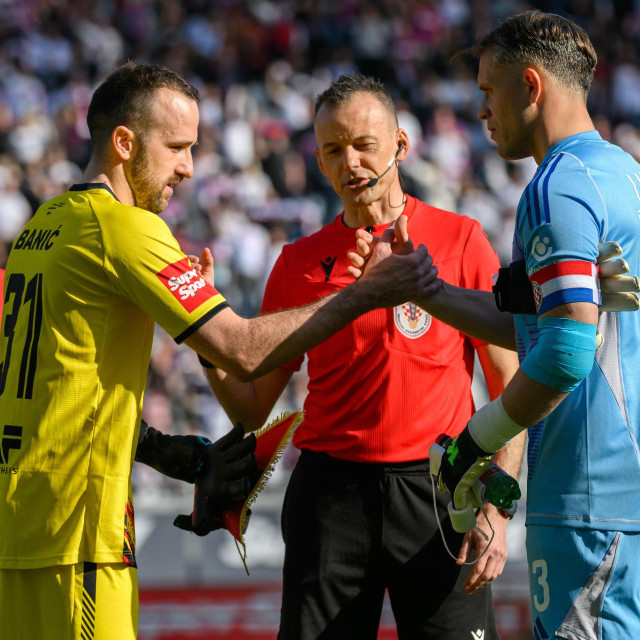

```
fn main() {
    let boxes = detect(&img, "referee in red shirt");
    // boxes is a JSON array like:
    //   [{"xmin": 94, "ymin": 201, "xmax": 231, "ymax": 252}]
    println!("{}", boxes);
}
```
[{"xmin": 204, "ymin": 74, "xmax": 523, "ymax": 640}]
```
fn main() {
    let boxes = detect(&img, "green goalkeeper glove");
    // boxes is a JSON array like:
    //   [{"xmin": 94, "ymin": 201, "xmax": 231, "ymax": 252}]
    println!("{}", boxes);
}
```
[{"xmin": 437, "ymin": 427, "xmax": 495, "ymax": 511}]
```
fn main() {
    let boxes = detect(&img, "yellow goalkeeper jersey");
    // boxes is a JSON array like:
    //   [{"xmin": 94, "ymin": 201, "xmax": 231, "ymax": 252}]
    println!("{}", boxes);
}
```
[{"xmin": 0, "ymin": 183, "xmax": 227, "ymax": 569}]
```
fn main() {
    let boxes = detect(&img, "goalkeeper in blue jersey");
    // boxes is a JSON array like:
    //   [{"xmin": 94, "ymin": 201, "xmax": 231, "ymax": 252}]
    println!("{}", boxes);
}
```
[{"xmin": 350, "ymin": 10, "xmax": 640, "ymax": 638}]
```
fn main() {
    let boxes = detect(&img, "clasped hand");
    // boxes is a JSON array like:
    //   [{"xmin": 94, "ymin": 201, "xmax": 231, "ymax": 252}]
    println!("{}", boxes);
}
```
[
  {"xmin": 347, "ymin": 214, "xmax": 442, "ymax": 305},
  {"xmin": 174, "ymin": 423, "xmax": 258, "ymax": 536}
]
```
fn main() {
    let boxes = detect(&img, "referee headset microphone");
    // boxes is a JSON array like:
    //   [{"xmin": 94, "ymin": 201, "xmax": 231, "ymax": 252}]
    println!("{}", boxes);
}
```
[{"xmin": 366, "ymin": 142, "xmax": 404, "ymax": 188}]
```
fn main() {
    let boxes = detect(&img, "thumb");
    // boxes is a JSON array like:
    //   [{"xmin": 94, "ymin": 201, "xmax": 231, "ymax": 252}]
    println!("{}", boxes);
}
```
[
  {"xmin": 200, "ymin": 247, "xmax": 215, "ymax": 286},
  {"xmin": 394, "ymin": 215, "xmax": 413, "ymax": 254}
]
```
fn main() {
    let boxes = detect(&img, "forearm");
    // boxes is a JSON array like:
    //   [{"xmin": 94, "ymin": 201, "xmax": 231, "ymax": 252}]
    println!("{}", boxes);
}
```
[
  {"xmin": 415, "ymin": 282, "xmax": 516, "ymax": 350},
  {"xmin": 205, "ymin": 369, "xmax": 264, "ymax": 430},
  {"xmin": 189, "ymin": 240, "xmax": 437, "ymax": 380},
  {"xmin": 492, "ymin": 430, "xmax": 526, "ymax": 479},
  {"xmin": 204, "ymin": 366, "xmax": 291, "ymax": 431},
  {"xmin": 188, "ymin": 283, "xmax": 370, "ymax": 381},
  {"xmin": 475, "ymin": 344, "xmax": 524, "ymax": 478},
  {"xmin": 501, "ymin": 368, "xmax": 569, "ymax": 428}
]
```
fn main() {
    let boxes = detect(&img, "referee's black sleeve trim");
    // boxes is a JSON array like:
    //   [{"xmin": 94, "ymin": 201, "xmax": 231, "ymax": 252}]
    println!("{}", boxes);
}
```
[{"xmin": 174, "ymin": 302, "xmax": 230, "ymax": 344}]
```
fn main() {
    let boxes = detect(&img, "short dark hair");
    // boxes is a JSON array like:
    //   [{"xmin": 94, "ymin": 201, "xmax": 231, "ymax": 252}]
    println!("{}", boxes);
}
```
[
  {"xmin": 471, "ymin": 10, "xmax": 597, "ymax": 95},
  {"xmin": 314, "ymin": 73, "xmax": 397, "ymax": 124},
  {"xmin": 87, "ymin": 62, "xmax": 200, "ymax": 152}
]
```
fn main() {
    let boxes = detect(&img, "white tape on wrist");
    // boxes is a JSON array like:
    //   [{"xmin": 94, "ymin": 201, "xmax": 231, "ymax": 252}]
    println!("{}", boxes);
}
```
[{"xmin": 467, "ymin": 396, "xmax": 524, "ymax": 454}]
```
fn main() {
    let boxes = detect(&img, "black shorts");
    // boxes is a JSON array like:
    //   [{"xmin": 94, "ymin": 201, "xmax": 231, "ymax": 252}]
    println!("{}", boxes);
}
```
[{"xmin": 278, "ymin": 450, "xmax": 499, "ymax": 640}]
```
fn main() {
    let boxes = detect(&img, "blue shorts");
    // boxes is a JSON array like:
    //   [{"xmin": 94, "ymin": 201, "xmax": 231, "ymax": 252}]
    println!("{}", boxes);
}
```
[{"xmin": 526, "ymin": 525, "xmax": 640, "ymax": 639}]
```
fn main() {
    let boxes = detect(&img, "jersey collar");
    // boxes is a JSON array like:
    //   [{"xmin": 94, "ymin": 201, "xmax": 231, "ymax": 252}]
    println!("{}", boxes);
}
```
[
  {"xmin": 69, "ymin": 182, "xmax": 120, "ymax": 202},
  {"xmin": 541, "ymin": 130, "xmax": 603, "ymax": 167}
]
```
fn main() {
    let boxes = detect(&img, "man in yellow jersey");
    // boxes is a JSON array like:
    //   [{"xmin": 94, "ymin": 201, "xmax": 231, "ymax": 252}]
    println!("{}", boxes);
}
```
[{"xmin": 0, "ymin": 63, "xmax": 437, "ymax": 639}]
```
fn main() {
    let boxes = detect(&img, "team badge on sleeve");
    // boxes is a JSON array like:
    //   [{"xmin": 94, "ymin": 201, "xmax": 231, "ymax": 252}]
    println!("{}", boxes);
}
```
[
  {"xmin": 156, "ymin": 258, "xmax": 219, "ymax": 312},
  {"xmin": 394, "ymin": 303, "xmax": 431, "ymax": 338},
  {"xmin": 529, "ymin": 260, "xmax": 600, "ymax": 314}
]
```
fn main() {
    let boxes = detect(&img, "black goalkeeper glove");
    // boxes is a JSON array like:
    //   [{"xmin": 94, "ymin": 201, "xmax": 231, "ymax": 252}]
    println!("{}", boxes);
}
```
[
  {"xmin": 437, "ymin": 427, "xmax": 494, "ymax": 509},
  {"xmin": 174, "ymin": 422, "xmax": 258, "ymax": 536},
  {"xmin": 135, "ymin": 419, "xmax": 212, "ymax": 483}
]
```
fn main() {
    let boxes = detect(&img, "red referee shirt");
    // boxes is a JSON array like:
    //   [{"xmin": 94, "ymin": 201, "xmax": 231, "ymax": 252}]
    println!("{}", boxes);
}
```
[{"xmin": 261, "ymin": 195, "xmax": 500, "ymax": 462}]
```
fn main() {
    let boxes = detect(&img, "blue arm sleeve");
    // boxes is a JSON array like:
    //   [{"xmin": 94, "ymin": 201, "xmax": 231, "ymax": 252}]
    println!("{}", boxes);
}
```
[{"xmin": 520, "ymin": 317, "xmax": 597, "ymax": 392}]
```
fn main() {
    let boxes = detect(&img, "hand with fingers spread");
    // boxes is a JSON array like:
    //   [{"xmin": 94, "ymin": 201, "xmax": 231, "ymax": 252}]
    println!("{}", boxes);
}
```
[{"xmin": 174, "ymin": 423, "xmax": 258, "ymax": 536}]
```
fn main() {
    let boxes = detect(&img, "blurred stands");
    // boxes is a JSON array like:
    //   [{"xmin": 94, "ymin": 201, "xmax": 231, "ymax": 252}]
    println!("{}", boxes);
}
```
[{"xmin": 1, "ymin": 1, "xmax": 639, "ymax": 636}]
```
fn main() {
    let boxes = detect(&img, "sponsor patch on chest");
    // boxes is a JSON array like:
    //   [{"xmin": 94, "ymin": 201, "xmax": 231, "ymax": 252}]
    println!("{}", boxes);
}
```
[
  {"xmin": 394, "ymin": 303, "xmax": 431, "ymax": 338},
  {"xmin": 156, "ymin": 258, "xmax": 217, "ymax": 312}
]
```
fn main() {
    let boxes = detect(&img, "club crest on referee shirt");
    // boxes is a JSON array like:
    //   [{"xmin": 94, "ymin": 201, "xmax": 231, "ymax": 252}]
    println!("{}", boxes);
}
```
[{"xmin": 394, "ymin": 303, "xmax": 431, "ymax": 338}]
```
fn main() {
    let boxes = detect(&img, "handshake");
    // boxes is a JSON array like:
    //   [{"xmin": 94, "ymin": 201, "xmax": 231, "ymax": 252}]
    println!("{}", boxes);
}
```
[{"xmin": 135, "ymin": 420, "xmax": 258, "ymax": 535}]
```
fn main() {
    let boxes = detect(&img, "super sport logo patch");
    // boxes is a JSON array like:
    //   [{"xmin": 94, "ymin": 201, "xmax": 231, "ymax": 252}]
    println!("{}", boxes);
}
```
[{"xmin": 156, "ymin": 258, "xmax": 218, "ymax": 312}]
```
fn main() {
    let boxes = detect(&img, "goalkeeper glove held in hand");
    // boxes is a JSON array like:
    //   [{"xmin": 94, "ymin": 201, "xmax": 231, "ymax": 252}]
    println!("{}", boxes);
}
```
[
  {"xmin": 438, "ymin": 427, "xmax": 494, "ymax": 510},
  {"xmin": 174, "ymin": 422, "xmax": 258, "ymax": 536}
]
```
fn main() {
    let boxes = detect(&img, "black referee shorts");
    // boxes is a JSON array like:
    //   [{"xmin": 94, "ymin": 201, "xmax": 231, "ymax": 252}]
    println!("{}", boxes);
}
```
[{"xmin": 278, "ymin": 450, "xmax": 499, "ymax": 640}]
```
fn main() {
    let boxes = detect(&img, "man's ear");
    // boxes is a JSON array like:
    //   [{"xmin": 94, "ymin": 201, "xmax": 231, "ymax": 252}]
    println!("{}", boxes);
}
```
[
  {"xmin": 314, "ymin": 147, "xmax": 328, "ymax": 178},
  {"xmin": 396, "ymin": 131, "xmax": 410, "ymax": 162},
  {"xmin": 111, "ymin": 125, "xmax": 136, "ymax": 162},
  {"xmin": 523, "ymin": 67, "xmax": 543, "ymax": 104}
]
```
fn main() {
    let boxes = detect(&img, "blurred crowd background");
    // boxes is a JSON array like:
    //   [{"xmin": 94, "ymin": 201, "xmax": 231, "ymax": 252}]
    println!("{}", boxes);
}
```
[{"xmin": 2, "ymin": 0, "xmax": 640, "ymax": 498}]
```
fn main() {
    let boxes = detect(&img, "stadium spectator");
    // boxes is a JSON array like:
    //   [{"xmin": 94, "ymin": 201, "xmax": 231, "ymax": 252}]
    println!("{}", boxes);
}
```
[{"xmin": 204, "ymin": 73, "xmax": 523, "ymax": 639}]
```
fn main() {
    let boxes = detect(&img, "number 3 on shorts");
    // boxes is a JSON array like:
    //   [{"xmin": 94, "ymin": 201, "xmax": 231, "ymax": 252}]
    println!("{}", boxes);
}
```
[{"xmin": 530, "ymin": 558, "xmax": 550, "ymax": 612}]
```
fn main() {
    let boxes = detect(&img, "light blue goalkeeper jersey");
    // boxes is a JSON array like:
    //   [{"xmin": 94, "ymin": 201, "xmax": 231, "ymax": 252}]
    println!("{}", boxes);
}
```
[{"xmin": 512, "ymin": 130, "xmax": 640, "ymax": 531}]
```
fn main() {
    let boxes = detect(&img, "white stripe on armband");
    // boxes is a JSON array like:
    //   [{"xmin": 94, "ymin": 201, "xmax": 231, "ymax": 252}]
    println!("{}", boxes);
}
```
[{"xmin": 467, "ymin": 396, "xmax": 524, "ymax": 454}]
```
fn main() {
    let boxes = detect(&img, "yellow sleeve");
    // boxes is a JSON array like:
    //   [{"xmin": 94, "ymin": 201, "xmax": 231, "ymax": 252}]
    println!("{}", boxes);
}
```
[{"xmin": 98, "ymin": 203, "xmax": 228, "ymax": 342}]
